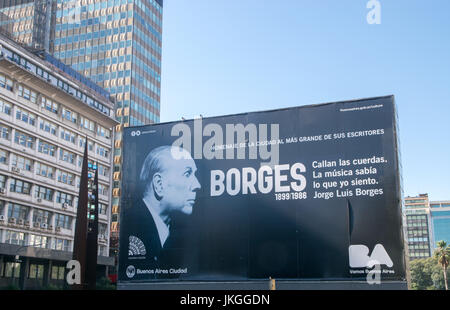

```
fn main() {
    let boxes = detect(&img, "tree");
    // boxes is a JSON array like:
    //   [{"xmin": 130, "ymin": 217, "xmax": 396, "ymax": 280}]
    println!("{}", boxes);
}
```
[
  {"xmin": 409, "ymin": 256, "xmax": 449, "ymax": 290},
  {"xmin": 434, "ymin": 240, "xmax": 450, "ymax": 290},
  {"xmin": 410, "ymin": 258, "xmax": 434, "ymax": 290}
]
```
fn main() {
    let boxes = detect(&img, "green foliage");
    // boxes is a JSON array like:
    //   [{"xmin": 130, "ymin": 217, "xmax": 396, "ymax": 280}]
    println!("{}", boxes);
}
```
[
  {"xmin": 42, "ymin": 283, "xmax": 61, "ymax": 290},
  {"xmin": 3, "ymin": 284, "xmax": 20, "ymax": 290},
  {"xmin": 96, "ymin": 277, "xmax": 116, "ymax": 290},
  {"xmin": 433, "ymin": 240, "xmax": 449, "ymax": 290},
  {"xmin": 410, "ymin": 255, "xmax": 449, "ymax": 290},
  {"xmin": 434, "ymin": 241, "xmax": 449, "ymax": 267}
]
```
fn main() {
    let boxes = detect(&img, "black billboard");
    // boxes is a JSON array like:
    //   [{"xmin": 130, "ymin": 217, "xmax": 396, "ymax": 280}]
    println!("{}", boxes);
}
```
[{"xmin": 118, "ymin": 95, "xmax": 406, "ymax": 284}]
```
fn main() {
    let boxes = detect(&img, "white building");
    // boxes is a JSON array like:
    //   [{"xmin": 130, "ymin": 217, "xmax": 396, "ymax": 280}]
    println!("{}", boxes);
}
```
[{"xmin": 0, "ymin": 35, "xmax": 118, "ymax": 289}]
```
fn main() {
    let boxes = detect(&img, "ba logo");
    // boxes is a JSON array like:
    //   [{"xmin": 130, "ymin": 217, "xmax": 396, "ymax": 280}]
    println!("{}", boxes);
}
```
[
  {"xmin": 126, "ymin": 265, "xmax": 136, "ymax": 278},
  {"xmin": 349, "ymin": 244, "xmax": 393, "ymax": 268}
]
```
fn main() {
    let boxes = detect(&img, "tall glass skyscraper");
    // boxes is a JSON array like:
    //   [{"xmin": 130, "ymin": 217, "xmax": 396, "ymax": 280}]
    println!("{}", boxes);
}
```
[
  {"xmin": 51, "ymin": 0, "xmax": 163, "ymax": 264},
  {"xmin": 0, "ymin": 0, "xmax": 52, "ymax": 50},
  {"xmin": 1, "ymin": 0, "xmax": 164, "ymax": 277},
  {"xmin": 52, "ymin": 0, "xmax": 162, "ymax": 126}
]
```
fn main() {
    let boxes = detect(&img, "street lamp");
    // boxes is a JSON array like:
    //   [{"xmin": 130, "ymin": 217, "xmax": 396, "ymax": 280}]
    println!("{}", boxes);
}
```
[{"xmin": 10, "ymin": 239, "xmax": 46, "ymax": 289}]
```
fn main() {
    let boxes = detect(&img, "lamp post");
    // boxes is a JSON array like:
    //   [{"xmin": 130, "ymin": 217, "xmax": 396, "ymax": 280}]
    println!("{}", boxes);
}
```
[
  {"xmin": 10, "ymin": 238, "xmax": 47, "ymax": 289},
  {"xmin": 11, "ymin": 254, "xmax": 22, "ymax": 288}
]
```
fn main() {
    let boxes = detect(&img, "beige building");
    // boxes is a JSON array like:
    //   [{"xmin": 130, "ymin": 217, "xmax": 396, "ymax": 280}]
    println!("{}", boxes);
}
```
[
  {"xmin": 0, "ymin": 35, "xmax": 117, "ymax": 289},
  {"xmin": 404, "ymin": 194, "xmax": 432, "ymax": 260}
]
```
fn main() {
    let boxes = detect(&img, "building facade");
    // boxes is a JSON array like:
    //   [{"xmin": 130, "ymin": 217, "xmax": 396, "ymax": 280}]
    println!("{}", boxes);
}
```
[
  {"xmin": 404, "ymin": 194, "xmax": 450, "ymax": 261},
  {"xmin": 0, "ymin": 35, "xmax": 117, "ymax": 289},
  {"xmin": 51, "ymin": 0, "xmax": 163, "ymax": 266},
  {"xmin": 429, "ymin": 200, "xmax": 450, "ymax": 249},
  {"xmin": 404, "ymin": 194, "xmax": 432, "ymax": 260},
  {"xmin": 2, "ymin": 0, "xmax": 165, "ymax": 278},
  {"xmin": 0, "ymin": 0, "xmax": 52, "ymax": 50}
]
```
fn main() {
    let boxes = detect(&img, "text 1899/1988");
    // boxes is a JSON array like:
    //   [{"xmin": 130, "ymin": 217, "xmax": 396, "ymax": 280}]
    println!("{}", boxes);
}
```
[{"xmin": 275, "ymin": 192, "xmax": 307, "ymax": 200}]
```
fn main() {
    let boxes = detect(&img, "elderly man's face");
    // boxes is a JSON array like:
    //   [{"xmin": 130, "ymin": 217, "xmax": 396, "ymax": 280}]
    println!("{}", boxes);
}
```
[{"xmin": 159, "ymin": 150, "xmax": 201, "ymax": 215}]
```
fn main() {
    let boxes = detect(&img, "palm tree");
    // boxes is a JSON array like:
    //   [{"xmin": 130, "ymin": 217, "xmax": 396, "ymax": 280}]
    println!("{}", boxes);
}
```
[{"xmin": 434, "ymin": 240, "xmax": 450, "ymax": 290}]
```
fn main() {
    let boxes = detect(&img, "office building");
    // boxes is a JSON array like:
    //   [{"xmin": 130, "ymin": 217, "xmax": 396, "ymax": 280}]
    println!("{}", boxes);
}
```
[
  {"xmin": 2, "ymin": 0, "xmax": 165, "ymax": 277},
  {"xmin": 0, "ymin": 35, "xmax": 118, "ymax": 289},
  {"xmin": 404, "ymin": 194, "xmax": 432, "ymax": 260},
  {"xmin": 51, "ymin": 0, "xmax": 164, "ymax": 267},
  {"xmin": 429, "ymin": 200, "xmax": 450, "ymax": 249}
]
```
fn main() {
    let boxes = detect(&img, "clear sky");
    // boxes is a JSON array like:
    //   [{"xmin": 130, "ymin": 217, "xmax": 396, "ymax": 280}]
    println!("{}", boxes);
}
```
[{"xmin": 159, "ymin": 0, "xmax": 450, "ymax": 201}]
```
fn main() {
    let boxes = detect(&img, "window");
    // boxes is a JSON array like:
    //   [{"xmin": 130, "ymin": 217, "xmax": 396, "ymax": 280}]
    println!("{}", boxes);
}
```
[
  {"xmin": 99, "ymin": 203, "xmax": 107, "ymax": 215},
  {"xmin": 79, "ymin": 138, "xmax": 94, "ymax": 151},
  {"xmin": 35, "ymin": 162, "xmax": 55, "ymax": 179},
  {"xmin": 11, "ymin": 154, "xmax": 32, "ymax": 171},
  {"xmin": 79, "ymin": 116, "xmax": 95, "ymax": 131},
  {"xmin": 57, "ymin": 170, "xmax": 74, "ymax": 185},
  {"xmin": 0, "ymin": 99, "xmax": 12, "ymax": 115},
  {"xmin": 51, "ymin": 266, "xmax": 65, "ymax": 280},
  {"xmin": 39, "ymin": 119, "xmax": 57, "ymax": 136},
  {"xmin": 15, "ymin": 108, "xmax": 36, "ymax": 126},
  {"xmin": 0, "ymin": 175, "xmax": 6, "ymax": 188},
  {"xmin": 62, "ymin": 107, "xmax": 77, "ymax": 124},
  {"xmin": 7, "ymin": 203, "xmax": 30, "ymax": 220},
  {"xmin": 14, "ymin": 131, "xmax": 34, "ymax": 149},
  {"xmin": 0, "ymin": 125, "xmax": 10, "ymax": 140},
  {"xmin": 99, "ymin": 223, "xmax": 107, "ymax": 236},
  {"xmin": 9, "ymin": 178, "xmax": 31, "ymax": 195},
  {"xmin": 98, "ymin": 164, "xmax": 109, "ymax": 177},
  {"xmin": 4, "ymin": 230, "xmax": 26, "ymax": 246},
  {"xmin": 0, "ymin": 149, "xmax": 7, "ymax": 164},
  {"xmin": 35, "ymin": 185, "xmax": 54, "ymax": 202},
  {"xmin": 3, "ymin": 262, "xmax": 21, "ymax": 278},
  {"xmin": 60, "ymin": 127, "xmax": 76, "ymax": 144},
  {"xmin": 97, "ymin": 125, "xmax": 110, "ymax": 139},
  {"xmin": 32, "ymin": 209, "xmax": 52, "ymax": 225},
  {"xmin": 17, "ymin": 85, "xmax": 37, "ymax": 103},
  {"xmin": 41, "ymin": 97, "xmax": 58, "ymax": 114},
  {"xmin": 59, "ymin": 149, "xmax": 76, "ymax": 165},
  {"xmin": 29, "ymin": 264, "xmax": 44, "ymax": 279},
  {"xmin": 31, "ymin": 90, "xmax": 37, "ymax": 104},
  {"xmin": 52, "ymin": 238, "xmax": 71, "ymax": 251},
  {"xmin": 98, "ymin": 183, "xmax": 109, "ymax": 196},
  {"xmin": 56, "ymin": 191, "xmax": 73, "ymax": 206},
  {"xmin": 28, "ymin": 235, "xmax": 49, "ymax": 249},
  {"xmin": 38, "ymin": 141, "xmax": 56, "ymax": 157},
  {"xmin": 96, "ymin": 146, "xmax": 109, "ymax": 159},
  {"xmin": 0, "ymin": 74, "xmax": 14, "ymax": 91},
  {"xmin": 55, "ymin": 214, "xmax": 72, "ymax": 230}
]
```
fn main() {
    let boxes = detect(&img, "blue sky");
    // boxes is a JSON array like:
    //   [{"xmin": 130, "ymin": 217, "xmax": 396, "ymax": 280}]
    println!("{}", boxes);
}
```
[{"xmin": 159, "ymin": 0, "xmax": 450, "ymax": 200}]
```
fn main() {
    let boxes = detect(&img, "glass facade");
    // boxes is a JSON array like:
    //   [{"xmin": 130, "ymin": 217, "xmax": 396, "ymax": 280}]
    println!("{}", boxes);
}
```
[
  {"xmin": 52, "ymin": 0, "xmax": 162, "ymax": 125},
  {"xmin": 51, "ymin": 0, "xmax": 163, "ymax": 262},
  {"xmin": 3, "ymin": 0, "xmax": 164, "ymax": 272},
  {"xmin": 0, "ymin": 0, "xmax": 51, "ymax": 50},
  {"xmin": 405, "ymin": 213, "xmax": 431, "ymax": 259},
  {"xmin": 430, "ymin": 202, "xmax": 450, "ymax": 250}
]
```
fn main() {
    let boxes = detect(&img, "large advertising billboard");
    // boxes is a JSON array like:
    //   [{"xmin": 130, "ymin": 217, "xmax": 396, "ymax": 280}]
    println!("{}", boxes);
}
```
[{"xmin": 118, "ymin": 95, "xmax": 406, "ymax": 284}]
